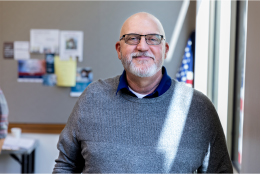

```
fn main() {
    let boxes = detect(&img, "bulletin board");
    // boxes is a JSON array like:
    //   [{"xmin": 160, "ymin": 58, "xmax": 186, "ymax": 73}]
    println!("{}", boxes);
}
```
[{"xmin": 0, "ymin": 1, "xmax": 196, "ymax": 124}]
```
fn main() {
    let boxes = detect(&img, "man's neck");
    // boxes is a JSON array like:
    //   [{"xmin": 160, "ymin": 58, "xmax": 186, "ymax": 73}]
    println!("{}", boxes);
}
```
[{"xmin": 126, "ymin": 69, "xmax": 163, "ymax": 95}]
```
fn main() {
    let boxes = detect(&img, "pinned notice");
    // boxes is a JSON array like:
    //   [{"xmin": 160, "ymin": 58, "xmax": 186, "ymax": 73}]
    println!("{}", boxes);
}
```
[
  {"xmin": 3, "ymin": 42, "xmax": 14, "ymax": 58},
  {"xmin": 30, "ymin": 29, "xmax": 59, "ymax": 54},
  {"xmin": 59, "ymin": 31, "xmax": 83, "ymax": 62},
  {"xmin": 54, "ymin": 56, "xmax": 76, "ymax": 87},
  {"xmin": 18, "ymin": 59, "xmax": 46, "ymax": 83},
  {"xmin": 14, "ymin": 41, "xmax": 30, "ymax": 60},
  {"xmin": 70, "ymin": 67, "xmax": 93, "ymax": 97}
]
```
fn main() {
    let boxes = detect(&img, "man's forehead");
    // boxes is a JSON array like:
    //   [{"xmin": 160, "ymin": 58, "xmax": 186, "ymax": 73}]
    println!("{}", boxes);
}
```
[{"xmin": 120, "ymin": 12, "xmax": 165, "ymax": 37}]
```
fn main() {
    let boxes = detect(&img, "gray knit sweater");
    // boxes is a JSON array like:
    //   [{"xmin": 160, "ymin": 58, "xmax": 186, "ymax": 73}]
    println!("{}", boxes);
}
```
[{"xmin": 53, "ymin": 76, "xmax": 233, "ymax": 173}]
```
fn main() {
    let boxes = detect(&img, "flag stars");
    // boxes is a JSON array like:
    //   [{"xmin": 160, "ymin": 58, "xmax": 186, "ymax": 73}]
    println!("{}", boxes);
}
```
[{"xmin": 175, "ymin": 33, "xmax": 194, "ymax": 87}]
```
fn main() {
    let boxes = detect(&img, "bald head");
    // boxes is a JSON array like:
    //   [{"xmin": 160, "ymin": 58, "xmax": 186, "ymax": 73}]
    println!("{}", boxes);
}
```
[{"xmin": 120, "ymin": 12, "xmax": 165, "ymax": 38}]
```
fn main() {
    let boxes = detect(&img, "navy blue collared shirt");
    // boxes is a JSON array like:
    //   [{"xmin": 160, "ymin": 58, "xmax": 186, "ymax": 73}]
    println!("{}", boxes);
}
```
[{"xmin": 116, "ymin": 66, "xmax": 172, "ymax": 98}]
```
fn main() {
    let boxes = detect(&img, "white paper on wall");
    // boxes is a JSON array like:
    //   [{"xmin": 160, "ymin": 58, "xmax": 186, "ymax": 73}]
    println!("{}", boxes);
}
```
[
  {"xmin": 30, "ymin": 29, "xmax": 59, "ymax": 54},
  {"xmin": 59, "ymin": 31, "xmax": 84, "ymax": 62},
  {"xmin": 14, "ymin": 41, "xmax": 30, "ymax": 60}
]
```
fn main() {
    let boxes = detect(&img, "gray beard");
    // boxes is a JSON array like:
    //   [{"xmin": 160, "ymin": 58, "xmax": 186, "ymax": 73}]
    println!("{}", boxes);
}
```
[{"xmin": 120, "ymin": 52, "xmax": 162, "ymax": 78}]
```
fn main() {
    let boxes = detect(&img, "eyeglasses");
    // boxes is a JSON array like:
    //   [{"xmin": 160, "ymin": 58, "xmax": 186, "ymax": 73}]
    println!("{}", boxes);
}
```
[{"xmin": 119, "ymin": 34, "xmax": 165, "ymax": 45}]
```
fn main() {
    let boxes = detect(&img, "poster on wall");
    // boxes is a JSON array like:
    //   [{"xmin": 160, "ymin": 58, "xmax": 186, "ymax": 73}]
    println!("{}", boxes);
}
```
[
  {"xmin": 54, "ymin": 56, "xmax": 76, "ymax": 87},
  {"xmin": 14, "ymin": 41, "xmax": 30, "ymax": 60},
  {"xmin": 59, "ymin": 31, "xmax": 84, "ymax": 62},
  {"xmin": 43, "ymin": 74, "xmax": 57, "ymax": 86},
  {"xmin": 18, "ymin": 59, "xmax": 46, "ymax": 82},
  {"xmin": 3, "ymin": 42, "xmax": 14, "ymax": 59},
  {"xmin": 70, "ymin": 67, "xmax": 93, "ymax": 97},
  {"xmin": 45, "ymin": 54, "xmax": 55, "ymax": 73},
  {"xmin": 30, "ymin": 29, "xmax": 59, "ymax": 54}
]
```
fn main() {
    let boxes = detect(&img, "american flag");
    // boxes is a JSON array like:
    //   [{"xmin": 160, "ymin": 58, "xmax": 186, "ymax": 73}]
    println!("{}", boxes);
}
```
[{"xmin": 175, "ymin": 32, "xmax": 194, "ymax": 87}]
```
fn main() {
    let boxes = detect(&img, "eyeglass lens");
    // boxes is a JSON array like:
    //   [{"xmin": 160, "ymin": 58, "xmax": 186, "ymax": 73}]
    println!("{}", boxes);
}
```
[{"xmin": 124, "ymin": 34, "xmax": 162, "ymax": 45}]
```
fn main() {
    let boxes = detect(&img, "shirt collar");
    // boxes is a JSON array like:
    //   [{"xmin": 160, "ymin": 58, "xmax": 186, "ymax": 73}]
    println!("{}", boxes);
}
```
[
  {"xmin": 116, "ymin": 70, "xmax": 129, "ymax": 94},
  {"xmin": 116, "ymin": 66, "xmax": 172, "ymax": 98}
]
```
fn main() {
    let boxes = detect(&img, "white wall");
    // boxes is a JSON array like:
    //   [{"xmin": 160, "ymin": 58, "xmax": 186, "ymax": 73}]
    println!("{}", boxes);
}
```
[{"xmin": 0, "ymin": 133, "xmax": 59, "ymax": 173}]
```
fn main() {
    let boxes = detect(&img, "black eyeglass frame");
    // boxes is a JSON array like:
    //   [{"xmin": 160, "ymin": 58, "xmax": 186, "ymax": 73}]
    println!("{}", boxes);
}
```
[{"xmin": 119, "ymin": 34, "xmax": 165, "ymax": 45}]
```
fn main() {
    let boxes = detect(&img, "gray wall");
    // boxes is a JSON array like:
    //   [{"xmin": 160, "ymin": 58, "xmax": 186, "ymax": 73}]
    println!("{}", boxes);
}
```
[
  {"xmin": 241, "ymin": 1, "xmax": 260, "ymax": 173},
  {"xmin": 0, "ymin": 1, "xmax": 196, "ymax": 123}
]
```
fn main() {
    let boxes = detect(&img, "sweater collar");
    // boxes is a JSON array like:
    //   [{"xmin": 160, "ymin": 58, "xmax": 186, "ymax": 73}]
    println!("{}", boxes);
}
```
[{"xmin": 116, "ymin": 66, "xmax": 171, "ymax": 98}]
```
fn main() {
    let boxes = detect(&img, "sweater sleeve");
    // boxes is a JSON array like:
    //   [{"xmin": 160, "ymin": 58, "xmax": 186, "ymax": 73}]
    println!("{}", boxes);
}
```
[
  {"xmin": 198, "ymin": 127, "xmax": 233, "ymax": 173},
  {"xmin": 197, "ymin": 98, "xmax": 233, "ymax": 173},
  {"xmin": 53, "ymin": 100, "xmax": 85, "ymax": 173},
  {"xmin": 0, "ymin": 88, "xmax": 9, "ymax": 139}
]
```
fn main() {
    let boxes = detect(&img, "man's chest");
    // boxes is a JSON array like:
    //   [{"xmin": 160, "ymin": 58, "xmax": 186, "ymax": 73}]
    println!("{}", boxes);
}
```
[
  {"xmin": 78, "ymin": 114, "xmax": 208, "ymax": 173},
  {"xmin": 80, "ymin": 139, "xmax": 205, "ymax": 173},
  {"xmin": 78, "ymin": 96, "xmax": 210, "ymax": 172}
]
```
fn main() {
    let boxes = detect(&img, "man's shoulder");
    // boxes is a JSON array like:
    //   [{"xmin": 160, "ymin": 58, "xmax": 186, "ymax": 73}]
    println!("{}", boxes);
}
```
[
  {"xmin": 175, "ymin": 80, "xmax": 219, "ymax": 122},
  {"xmin": 172, "ymin": 79, "xmax": 214, "ymax": 109},
  {"xmin": 82, "ymin": 75, "xmax": 120, "ymax": 95}
]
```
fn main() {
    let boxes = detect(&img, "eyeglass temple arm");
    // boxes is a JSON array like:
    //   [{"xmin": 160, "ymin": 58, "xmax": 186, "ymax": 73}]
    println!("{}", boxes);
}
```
[{"xmin": 119, "ymin": 35, "xmax": 125, "ymax": 41}]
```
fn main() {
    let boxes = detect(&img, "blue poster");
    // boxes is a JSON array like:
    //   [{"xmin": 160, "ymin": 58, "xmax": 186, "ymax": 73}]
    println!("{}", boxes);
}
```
[
  {"xmin": 45, "ymin": 54, "xmax": 55, "ymax": 74},
  {"xmin": 70, "ymin": 67, "xmax": 93, "ymax": 97}
]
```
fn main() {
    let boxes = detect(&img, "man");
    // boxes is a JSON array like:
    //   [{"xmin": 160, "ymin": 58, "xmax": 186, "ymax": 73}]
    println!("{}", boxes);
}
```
[
  {"xmin": 53, "ymin": 12, "xmax": 233, "ymax": 173},
  {"xmin": 0, "ymin": 88, "xmax": 8, "ymax": 152}
]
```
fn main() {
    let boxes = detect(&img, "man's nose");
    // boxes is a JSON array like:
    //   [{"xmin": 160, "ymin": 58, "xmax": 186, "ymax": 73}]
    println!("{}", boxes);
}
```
[{"xmin": 136, "ymin": 36, "xmax": 149, "ymax": 51}]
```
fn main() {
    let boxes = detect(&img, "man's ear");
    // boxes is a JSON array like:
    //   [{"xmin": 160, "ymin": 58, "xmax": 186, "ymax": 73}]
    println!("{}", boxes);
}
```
[
  {"xmin": 164, "ymin": 42, "xmax": 169, "ymax": 59},
  {"xmin": 115, "ymin": 41, "xmax": 121, "ymax": 60}
]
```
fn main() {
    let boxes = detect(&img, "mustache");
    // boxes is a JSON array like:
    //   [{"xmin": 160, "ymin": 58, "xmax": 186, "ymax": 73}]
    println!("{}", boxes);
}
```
[{"xmin": 131, "ymin": 52, "xmax": 155, "ymax": 60}]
